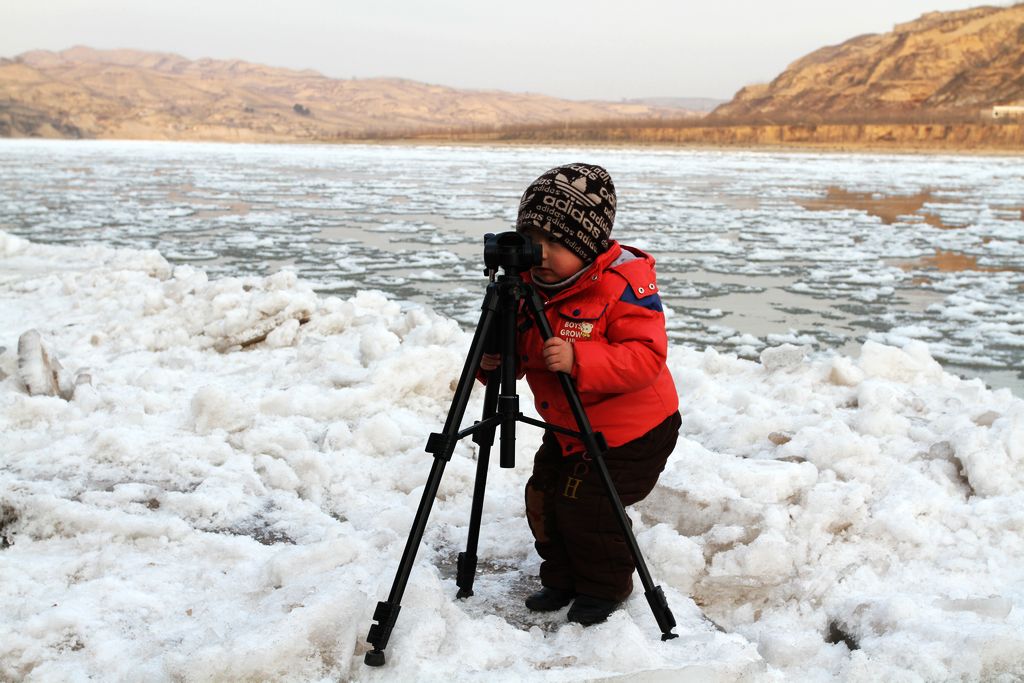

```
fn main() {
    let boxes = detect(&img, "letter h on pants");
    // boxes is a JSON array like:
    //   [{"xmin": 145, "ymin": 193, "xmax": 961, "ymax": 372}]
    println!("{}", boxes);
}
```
[{"xmin": 524, "ymin": 411, "xmax": 681, "ymax": 603}]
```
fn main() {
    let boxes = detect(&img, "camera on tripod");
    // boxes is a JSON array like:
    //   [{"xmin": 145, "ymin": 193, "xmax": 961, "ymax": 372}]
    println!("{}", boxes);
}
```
[{"xmin": 483, "ymin": 231, "xmax": 541, "ymax": 274}]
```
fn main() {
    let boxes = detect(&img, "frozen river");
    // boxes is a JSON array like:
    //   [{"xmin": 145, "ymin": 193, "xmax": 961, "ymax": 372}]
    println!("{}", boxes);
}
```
[{"xmin": 2, "ymin": 139, "xmax": 1022, "ymax": 395}]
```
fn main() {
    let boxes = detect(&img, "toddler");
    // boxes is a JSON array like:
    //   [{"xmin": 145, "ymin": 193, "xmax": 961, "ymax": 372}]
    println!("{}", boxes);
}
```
[{"xmin": 483, "ymin": 163, "xmax": 680, "ymax": 625}]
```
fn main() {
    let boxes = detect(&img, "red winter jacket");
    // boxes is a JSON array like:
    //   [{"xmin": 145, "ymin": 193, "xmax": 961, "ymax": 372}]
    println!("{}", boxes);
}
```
[{"xmin": 518, "ymin": 241, "xmax": 679, "ymax": 456}]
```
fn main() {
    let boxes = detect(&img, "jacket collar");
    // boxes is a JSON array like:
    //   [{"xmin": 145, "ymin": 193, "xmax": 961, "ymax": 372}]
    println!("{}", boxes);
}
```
[{"xmin": 525, "ymin": 241, "xmax": 625, "ymax": 304}]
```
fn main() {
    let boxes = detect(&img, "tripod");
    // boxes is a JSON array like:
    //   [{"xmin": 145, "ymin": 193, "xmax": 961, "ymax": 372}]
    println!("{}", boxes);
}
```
[{"xmin": 364, "ymin": 233, "xmax": 677, "ymax": 667}]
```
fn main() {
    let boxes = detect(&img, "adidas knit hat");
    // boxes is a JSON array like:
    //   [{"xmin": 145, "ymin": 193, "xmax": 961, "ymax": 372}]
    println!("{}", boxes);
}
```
[{"xmin": 515, "ymin": 163, "xmax": 616, "ymax": 263}]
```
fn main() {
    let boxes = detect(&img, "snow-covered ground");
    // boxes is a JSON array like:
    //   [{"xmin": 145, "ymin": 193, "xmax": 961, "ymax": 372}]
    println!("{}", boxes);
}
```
[{"xmin": 2, "ymin": 231, "xmax": 1023, "ymax": 681}]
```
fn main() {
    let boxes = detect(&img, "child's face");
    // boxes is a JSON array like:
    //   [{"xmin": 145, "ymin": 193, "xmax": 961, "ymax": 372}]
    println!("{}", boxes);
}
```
[{"xmin": 521, "ymin": 226, "xmax": 587, "ymax": 284}]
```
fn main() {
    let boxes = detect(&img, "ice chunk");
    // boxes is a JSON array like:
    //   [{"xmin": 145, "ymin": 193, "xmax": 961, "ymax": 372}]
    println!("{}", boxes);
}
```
[
  {"xmin": 973, "ymin": 410, "xmax": 1000, "ymax": 427},
  {"xmin": 934, "ymin": 597, "xmax": 1013, "ymax": 619},
  {"xmin": 0, "ymin": 230, "xmax": 29, "ymax": 255},
  {"xmin": 190, "ymin": 385, "xmax": 253, "ymax": 434},
  {"xmin": 760, "ymin": 344, "xmax": 809, "ymax": 371},
  {"xmin": 857, "ymin": 340, "xmax": 944, "ymax": 384},
  {"xmin": 17, "ymin": 329, "xmax": 75, "ymax": 400},
  {"xmin": 211, "ymin": 308, "xmax": 311, "ymax": 352},
  {"xmin": 829, "ymin": 355, "xmax": 865, "ymax": 386}
]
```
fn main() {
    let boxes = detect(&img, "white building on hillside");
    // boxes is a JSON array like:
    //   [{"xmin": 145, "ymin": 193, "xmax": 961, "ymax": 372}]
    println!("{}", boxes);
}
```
[{"xmin": 991, "ymin": 105, "xmax": 1024, "ymax": 119}]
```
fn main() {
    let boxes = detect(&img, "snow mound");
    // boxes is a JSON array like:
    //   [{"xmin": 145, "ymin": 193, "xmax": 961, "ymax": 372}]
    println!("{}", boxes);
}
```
[{"xmin": 1, "ymin": 232, "xmax": 1023, "ymax": 681}]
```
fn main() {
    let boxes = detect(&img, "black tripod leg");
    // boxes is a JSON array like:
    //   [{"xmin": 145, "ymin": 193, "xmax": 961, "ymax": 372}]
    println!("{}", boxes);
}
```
[
  {"xmin": 590, "ymin": 454, "xmax": 678, "ymax": 640},
  {"xmin": 458, "ymin": 275, "xmax": 520, "ymax": 595},
  {"xmin": 497, "ymin": 279, "xmax": 521, "ymax": 469},
  {"xmin": 521, "ymin": 288, "xmax": 678, "ymax": 641},
  {"xmin": 365, "ymin": 287, "xmax": 500, "ymax": 667},
  {"xmin": 456, "ymin": 374, "xmax": 500, "ymax": 598},
  {"xmin": 364, "ymin": 457, "xmax": 447, "ymax": 667}
]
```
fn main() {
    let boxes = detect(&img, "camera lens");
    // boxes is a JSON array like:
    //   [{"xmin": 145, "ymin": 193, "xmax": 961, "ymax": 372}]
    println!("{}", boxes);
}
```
[{"xmin": 484, "ymin": 231, "xmax": 541, "ymax": 273}]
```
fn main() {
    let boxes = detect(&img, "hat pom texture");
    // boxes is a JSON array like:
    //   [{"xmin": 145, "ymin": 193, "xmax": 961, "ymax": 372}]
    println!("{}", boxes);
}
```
[{"xmin": 516, "ymin": 163, "xmax": 616, "ymax": 263}]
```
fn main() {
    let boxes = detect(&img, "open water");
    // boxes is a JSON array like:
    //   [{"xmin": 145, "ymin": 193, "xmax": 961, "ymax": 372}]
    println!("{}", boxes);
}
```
[{"xmin": 1, "ymin": 139, "xmax": 1022, "ymax": 394}]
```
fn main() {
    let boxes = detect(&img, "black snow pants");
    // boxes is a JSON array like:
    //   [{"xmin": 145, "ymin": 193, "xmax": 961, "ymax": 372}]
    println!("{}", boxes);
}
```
[{"xmin": 524, "ymin": 411, "xmax": 681, "ymax": 602}]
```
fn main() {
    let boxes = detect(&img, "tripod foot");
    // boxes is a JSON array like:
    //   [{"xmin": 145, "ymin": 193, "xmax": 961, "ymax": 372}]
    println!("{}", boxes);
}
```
[
  {"xmin": 455, "ymin": 551, "xmax": 477, "ymax": 599},
  {"xmin": 645, "ymin": 585, "xmax": 678, "ymax": 641},
  {"xmin": 365, "ymin": 600, "xmax": 400, "ymax": 666}
]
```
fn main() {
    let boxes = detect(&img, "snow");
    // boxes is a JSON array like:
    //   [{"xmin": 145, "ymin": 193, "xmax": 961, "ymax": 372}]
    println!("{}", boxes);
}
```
[{"xmin": 2, "ymin": 232, "xmax": 1024, "ymax": 681}]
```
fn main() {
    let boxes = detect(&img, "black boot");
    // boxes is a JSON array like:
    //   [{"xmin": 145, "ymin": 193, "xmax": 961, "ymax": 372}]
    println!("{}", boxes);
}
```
[
  {"xmin": 524, "ymin": 586, "xmax": 575, "ymax": 612},
  {"xmin": 567, "ymin": 594, "xmax": 620, "ymax": 625}
]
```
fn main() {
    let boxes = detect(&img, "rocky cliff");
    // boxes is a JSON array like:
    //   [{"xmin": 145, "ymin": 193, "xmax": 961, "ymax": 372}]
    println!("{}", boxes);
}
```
[
  {"xmin": 712, "ymin": 3, "xmax": 1024, "ymax": 121},
  {"xmin": 0, "ymin": 46, "xmax": 700, "ymax": 141}
]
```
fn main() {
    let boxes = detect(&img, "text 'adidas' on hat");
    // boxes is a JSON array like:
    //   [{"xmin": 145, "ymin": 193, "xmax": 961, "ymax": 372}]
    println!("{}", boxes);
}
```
[{"xmin": 516, "ymin": 163, "xmax": 616, "ymax": 263}]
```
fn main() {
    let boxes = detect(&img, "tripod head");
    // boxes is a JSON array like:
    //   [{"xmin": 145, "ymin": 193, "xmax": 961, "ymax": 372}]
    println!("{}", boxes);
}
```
[{"xmin": 483, "ymin": 231, "xmax": 541, "ymax": 276}]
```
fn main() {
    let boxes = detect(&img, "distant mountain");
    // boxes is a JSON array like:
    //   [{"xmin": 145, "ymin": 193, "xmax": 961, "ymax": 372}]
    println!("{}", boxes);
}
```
[
  {"xmin": 711, "ymin": 3, "xmax": 1024, "ymax": 121},
  {"xmin": 0, "ymin": 47, "xmax": 705, "ymax": 141}
]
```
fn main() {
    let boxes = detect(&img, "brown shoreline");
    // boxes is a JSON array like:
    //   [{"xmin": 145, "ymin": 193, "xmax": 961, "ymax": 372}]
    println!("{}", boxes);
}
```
[
  {"xmin": 395, "ymin": 121, "xmax": 1024, "ymax": 155},
  {"xmin": 4, "ymin": 121, "xmax": 1023, "ymax": 155},
  {"xmin": 383, "ymin": 137, "xmax": 1024, "ymax": 157}
]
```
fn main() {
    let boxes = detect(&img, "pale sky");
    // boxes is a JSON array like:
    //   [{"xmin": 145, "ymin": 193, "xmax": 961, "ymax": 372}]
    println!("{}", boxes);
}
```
[{"xmin": 1, "ymin": 1, "xmax": 1014, "ymax": 101}]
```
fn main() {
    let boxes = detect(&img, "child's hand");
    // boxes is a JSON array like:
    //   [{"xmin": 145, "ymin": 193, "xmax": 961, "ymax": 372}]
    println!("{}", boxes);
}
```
[
  {"xmin": 480, "ymin": 353, "xmax": 501, "ymax": 371},
  {"xmin": 542, "ymin": 337, "xmax": 574, "ymax": 374}
]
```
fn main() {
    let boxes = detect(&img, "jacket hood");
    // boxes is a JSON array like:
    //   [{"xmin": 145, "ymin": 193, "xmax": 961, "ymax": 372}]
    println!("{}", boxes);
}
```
[{"xmin": 525, "ymin": 241, "xmax": 657, "ymax": 304}]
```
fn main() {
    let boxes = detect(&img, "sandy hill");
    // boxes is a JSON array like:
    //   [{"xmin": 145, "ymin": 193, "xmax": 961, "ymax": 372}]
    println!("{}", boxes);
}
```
[
  {"xmin": 0, "ymin": 46, "xmax": 701, "ymax": 141},
  {"xmin": 712, "ymin": 3, "xmax": 1024, "ymax": 122}
]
